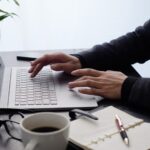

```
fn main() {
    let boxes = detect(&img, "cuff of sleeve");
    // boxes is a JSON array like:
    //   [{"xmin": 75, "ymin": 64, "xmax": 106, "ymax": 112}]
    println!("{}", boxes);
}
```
[
  {"xmin": 121, "ymin": 76, "xmax": 138, "ymax": 103},
  {"xmin": 71, "ymin": 54, "xmax": 88, "ymax": 68}
]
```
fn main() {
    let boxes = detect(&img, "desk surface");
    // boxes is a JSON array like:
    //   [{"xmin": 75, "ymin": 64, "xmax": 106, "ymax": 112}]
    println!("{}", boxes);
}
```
[{"xmin": 0, "ymin": 50, "xmax": 150, "ymax": 150}]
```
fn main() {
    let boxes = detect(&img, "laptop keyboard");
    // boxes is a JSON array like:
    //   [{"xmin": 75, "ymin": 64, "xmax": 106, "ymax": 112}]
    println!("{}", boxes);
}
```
[{"xmin": 15, "ymin": 68, "xmax": 57, "ymax": 106}]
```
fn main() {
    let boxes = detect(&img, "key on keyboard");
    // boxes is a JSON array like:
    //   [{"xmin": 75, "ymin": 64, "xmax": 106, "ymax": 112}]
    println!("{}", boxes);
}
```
[{"xmin": 15, "ymin": 68, "xmax": 57, "ymax": 106}]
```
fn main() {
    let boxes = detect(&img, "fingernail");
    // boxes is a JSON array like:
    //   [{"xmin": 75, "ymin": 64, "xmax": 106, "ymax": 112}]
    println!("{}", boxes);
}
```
[
  {"xmin": 68, "ymin": 82, "xmax": 73, "ymax": 88},
  {"xmin": 68, "ymin": 85, "xmax": 73, "ymax": 90},
  {"xmin": 28, "ymin": 69, "xmax": 31, "ymax": 73},
  {"xmin": 30, "ymin": 74, "xmax": 34, "ymax": 78}
]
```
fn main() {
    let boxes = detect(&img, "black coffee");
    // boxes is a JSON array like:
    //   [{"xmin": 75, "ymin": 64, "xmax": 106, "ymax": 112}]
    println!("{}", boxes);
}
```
[{"xmin": 31, "ymin": 126, "xmax": 59, "ymax": 133}]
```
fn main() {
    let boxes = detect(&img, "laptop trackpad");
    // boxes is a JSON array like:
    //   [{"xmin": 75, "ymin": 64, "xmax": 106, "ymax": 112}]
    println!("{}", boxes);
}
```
[{"xmin": 53, "ymin": 71, "xmax": 101, "ymax": 103}]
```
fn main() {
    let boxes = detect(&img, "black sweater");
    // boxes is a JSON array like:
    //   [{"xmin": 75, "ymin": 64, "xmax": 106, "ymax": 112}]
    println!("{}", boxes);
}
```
[{"xmin": 75, "ymin": 20, "xmax": 150, "ymax": 111}]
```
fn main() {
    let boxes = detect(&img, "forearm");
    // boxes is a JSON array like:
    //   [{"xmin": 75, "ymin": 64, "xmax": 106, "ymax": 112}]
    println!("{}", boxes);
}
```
[
  {"xmin": 76, "ymin": 20, "xmax": 150, "ymax": 70},
  {"xmin": 121, "ymin": 77, "xmax": 150, "ymax": 111}
]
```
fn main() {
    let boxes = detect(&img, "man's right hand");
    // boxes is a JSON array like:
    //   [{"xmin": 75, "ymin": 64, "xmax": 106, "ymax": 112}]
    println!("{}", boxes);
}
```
[{"xmin": 28, "ymin": 52, "xmax": 82, "ymax": 77}]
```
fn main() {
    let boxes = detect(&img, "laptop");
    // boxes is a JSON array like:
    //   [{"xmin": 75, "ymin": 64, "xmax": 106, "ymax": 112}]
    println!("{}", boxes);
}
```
[{"xmin": 0, "ymin": 57, "xmax": 101, "ymax": 111}]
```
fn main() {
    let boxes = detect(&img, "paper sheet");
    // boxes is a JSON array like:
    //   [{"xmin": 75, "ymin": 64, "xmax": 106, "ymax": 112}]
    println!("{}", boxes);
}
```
[{"xmin": 69, "ymin": 106, "xmax": 144, "ymax": 149}]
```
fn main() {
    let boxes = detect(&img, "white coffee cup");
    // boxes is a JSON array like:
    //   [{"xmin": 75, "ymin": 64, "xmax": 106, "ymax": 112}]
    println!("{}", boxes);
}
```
[{"xmin": 20, "ymin": 112, "xmax": 70, "ymax": 150}]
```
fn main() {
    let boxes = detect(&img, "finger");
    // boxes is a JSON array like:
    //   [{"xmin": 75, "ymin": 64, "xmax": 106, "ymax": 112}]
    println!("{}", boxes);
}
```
[
  {"xmin": 31, "ymin": 56, "xmax": 45, "ymax": 66},
  {"xmin": 68, "ymin": 80, "xmax": 102, "ymax": 89},
  {"xmin": 71, "ymin": 69, "xmax": 104, "ymax": 77},
  {"xmin": 31, "ymin": 54, "xmax": 56, "ymax": 66},
  {"xmin": 75, "ymin": 76, "xmax": 98, "ymax": 82},
  {"xmin": 78, "ymin": 88, "xmax": 102, "ymax": 96},
  {"xmin": 30, "ymin": 63, "xmax": 44, "ymax": 78},
  {"xmin": 28, "ymin": 65, "xmax": 35, "ymax": 73}
]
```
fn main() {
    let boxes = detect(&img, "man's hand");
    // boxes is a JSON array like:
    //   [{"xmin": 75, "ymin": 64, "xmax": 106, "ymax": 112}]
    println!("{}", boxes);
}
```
[
  {"xmin": 29, "ymin": 52, "xmax": 81, "ymax": 77},
  {"xmin": 68, "ymin": 69, "xmax": 127, "ymax": 99}
]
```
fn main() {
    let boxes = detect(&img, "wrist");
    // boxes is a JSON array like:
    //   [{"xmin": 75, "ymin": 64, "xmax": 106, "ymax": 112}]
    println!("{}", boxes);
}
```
[
  {"xmin": 71, "ymin": 54, "xmax": 87, "ymax": 68},
  {"xmin": 121, "ymin": 76, "xmax": 138, "ymax": 102}
]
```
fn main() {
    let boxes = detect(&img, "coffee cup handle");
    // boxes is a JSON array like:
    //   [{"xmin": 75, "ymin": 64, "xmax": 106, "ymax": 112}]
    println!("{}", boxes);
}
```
[{"xmin": 24, "ymin": 140, "xmax": 38, "ymax": 150}]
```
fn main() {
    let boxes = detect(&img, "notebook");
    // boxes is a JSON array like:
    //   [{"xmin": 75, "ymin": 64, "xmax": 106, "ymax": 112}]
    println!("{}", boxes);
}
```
[
  {"xmin": 69, "ymin": 106, "xmax": 144, "ymax": 149},
  {"xmin": 0, "ymin": 57, "xmax": 101, "ymax": 110}
]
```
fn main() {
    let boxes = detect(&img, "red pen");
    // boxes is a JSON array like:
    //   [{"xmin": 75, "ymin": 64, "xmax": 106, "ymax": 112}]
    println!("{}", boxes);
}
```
[{"xmin": 115, "ymin": 114, "xmax": 129, "ymax": 146}]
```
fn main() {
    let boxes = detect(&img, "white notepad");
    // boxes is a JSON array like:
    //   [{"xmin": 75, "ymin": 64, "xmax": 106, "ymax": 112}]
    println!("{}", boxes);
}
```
[{"xmin": 69, "ymin": 106, "xmax": 144, "ymax": 150}]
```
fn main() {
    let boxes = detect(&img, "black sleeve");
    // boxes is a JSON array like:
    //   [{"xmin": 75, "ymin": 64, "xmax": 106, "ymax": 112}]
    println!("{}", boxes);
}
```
[
  {"xmin": 121, "ymin": 77, "xmax": 150, "ymax": 111},
  {"xmin": 75, "ymin": 20, "xmax": 150, "ymax": 71}
]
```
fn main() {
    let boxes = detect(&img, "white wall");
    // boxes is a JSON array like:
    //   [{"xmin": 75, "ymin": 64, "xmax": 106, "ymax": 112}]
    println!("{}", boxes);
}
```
[{"xmin": 0, "ymin": 0, "xmax": 150, "ymax": 51}]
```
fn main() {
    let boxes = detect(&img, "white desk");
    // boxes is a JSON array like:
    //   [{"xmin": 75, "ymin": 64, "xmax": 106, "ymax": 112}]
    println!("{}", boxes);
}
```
[{"xmin": 0, "ymin": 50, "xmax": 150, "ymax": 150}]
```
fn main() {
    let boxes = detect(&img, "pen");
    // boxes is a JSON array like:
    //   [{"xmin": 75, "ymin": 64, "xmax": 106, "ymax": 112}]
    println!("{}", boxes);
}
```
[
  {"xmin": 115, "ymin": 114, "xmax": 129, "ymax": 146},
  {"xmin": 69, "ymin": 109, "xmax": 99, "ymax": 120},
  {"xmin": 16, "ymin": 56, "xmax": 36, "ymax": 61}
]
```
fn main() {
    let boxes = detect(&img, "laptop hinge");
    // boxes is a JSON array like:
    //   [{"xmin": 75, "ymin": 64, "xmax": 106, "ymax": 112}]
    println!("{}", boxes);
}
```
[{"xmin": 0, "ymin": 67, "xmax": 11, "ymax": 108}]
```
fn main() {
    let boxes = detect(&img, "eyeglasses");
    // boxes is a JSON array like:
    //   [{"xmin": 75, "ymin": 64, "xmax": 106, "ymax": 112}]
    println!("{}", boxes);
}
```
[
  {"xmin": 0, "ymin": 112, "xmax": 24, "ymax": 142},
  {"xmin": 0, "ymin": 109, "xmax": 97, "ymax": 142}
]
